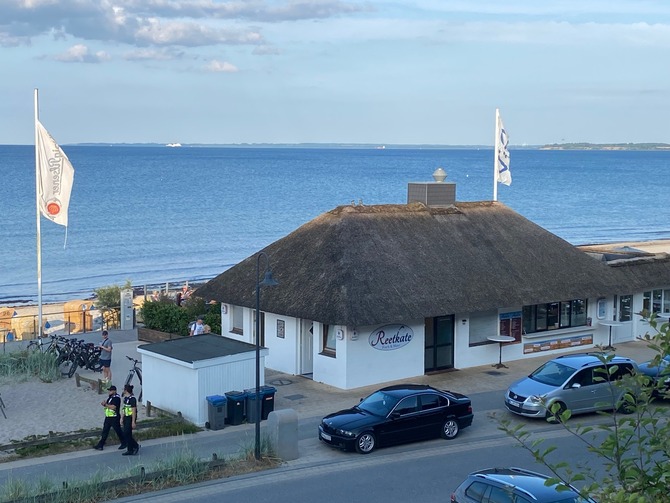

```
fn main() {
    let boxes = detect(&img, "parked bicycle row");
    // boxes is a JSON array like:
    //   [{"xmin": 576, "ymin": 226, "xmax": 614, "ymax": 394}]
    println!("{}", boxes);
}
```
[{"xmin": 27, "ymin": 334, "xmax": 104, "ymax": 378}]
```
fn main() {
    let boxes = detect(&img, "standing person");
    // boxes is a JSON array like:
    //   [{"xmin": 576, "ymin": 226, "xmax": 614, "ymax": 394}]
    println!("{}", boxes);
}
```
[
  {"xmin": 98, "ymin": 330, "xmax": 113, "ymax": 383},
  {"xmin": 121, "ymin": 384, "xmax": 140, "ymax": 455},
  {"xmin": 93, "ymin": 385, "xmax": 125, "ymax": 451},
  {"xmin": 190, "ymin": 318, "xmax": 205, "ymax": 336}
]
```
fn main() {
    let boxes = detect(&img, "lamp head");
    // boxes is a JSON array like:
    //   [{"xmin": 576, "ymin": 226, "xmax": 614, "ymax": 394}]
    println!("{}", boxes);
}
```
[{"xmin": 261, "ymin": 270, "xmax": 279, "ymax": 287}]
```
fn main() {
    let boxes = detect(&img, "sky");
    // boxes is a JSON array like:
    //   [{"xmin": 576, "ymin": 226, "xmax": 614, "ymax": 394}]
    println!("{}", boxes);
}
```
[{"xmin": 1, "ymin": 0, "xmax": 669, "ymax": 146}]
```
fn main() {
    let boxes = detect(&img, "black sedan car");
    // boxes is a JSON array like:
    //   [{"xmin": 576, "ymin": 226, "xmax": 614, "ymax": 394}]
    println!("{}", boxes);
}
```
[{"xmin": 318, "ymin": 384, "xmax": 473, "ymax": 454}]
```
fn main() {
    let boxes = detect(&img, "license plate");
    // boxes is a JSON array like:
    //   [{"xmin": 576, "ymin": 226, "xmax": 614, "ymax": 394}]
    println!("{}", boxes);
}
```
[
  {"xmin": 508, "ymin": 399, "xmax": 521, "ymax": 408},
  {"xmin": 320, "ymin": 432, "xmax": 332, "ymax": 441}
]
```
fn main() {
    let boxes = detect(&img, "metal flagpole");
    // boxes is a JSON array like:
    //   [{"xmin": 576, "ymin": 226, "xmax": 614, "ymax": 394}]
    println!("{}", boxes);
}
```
[
  {"xmin": 34, "ymin": 88, "xmax": 43, "ymax": 340},
  {"xmin": 493, "ymin": 108, "xmax": 500, "ymax": 202}
]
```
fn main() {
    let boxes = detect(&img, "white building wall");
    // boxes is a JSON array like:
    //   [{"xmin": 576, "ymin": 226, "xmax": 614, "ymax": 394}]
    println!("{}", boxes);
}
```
[
  {"xmin": 137, "ymin": 349, "xmax": 266, "ymax": 426},
  {"xmin": 263, "ymin": 314, "xmax": 299, "ymax": 375},
  {"xmin": 343, "ymin": 321, "xmax": 425, "ymax": 389}
]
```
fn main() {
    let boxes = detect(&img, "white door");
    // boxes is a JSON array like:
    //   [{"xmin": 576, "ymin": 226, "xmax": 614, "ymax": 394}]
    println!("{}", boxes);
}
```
[{"xmin": 299, "ymin": 320, "xmax": 313, "ymax": 375}]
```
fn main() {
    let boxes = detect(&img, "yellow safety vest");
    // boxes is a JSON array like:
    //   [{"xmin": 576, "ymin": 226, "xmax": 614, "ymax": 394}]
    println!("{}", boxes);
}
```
[
  {"xmin": 123, "ymin": 401, "xmax": 133, "ymax": 417},
  {"xmin": 105, "ymin": 394, "xmax": 119, "ymax": 417}
]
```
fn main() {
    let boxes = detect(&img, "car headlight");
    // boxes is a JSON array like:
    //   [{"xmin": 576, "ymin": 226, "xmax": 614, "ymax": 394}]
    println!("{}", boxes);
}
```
[
  {"xmin": 528, "ymin": 395, "xmax": 544, "ymax": 404},
  {"xmin": 336, "ymin": 429, "xmax": 356, "ymax": 438}
]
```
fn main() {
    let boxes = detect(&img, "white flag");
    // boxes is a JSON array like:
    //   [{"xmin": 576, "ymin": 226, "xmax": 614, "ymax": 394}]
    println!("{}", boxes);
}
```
[
  {"xmin": 496, "ymin": 114, "xmax": 511, "ymax": 186},
  {"xmin": 36, "ymin": 121, "xmax": 75, "ymax": 227}
]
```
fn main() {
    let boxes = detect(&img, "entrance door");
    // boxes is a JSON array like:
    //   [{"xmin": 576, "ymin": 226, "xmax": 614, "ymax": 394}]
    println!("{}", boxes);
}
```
[
  {"xmin": 299, "ymin": 320, "xmax": 314, "ymax": 376},
  {"xmin": 425, "ymin": 315, "xmax": 454, "ymax": 372}
]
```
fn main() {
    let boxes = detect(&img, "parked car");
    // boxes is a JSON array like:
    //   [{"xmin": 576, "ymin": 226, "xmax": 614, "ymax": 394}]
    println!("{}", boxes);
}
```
[
  {"xmin": 504, "ymin": 353, "xmax": 638, "ymax": 419},
  {"xmin": 451, "ymin": 467, "xmax": 596, "ymax": 503},
  {"xmin": 637, "ymin": 354, "xmax": 670, "ymax": 394},
  {"xmin": 318, "ymin": 384, "xmax": 473, "ymax": 454}
]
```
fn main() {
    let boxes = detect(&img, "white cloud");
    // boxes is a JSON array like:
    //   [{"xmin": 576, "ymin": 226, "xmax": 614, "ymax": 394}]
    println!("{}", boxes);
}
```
[
  {"xmin": 123, "ymin": 47, "xmax": 185, "ymax": 60},
  {"xmin": 54, "ymin": 44, "xmax": 111, "ymax": 63},
  {"xmin": 203, "ymin": 59, "xmax": 238, "ymax": 73}
]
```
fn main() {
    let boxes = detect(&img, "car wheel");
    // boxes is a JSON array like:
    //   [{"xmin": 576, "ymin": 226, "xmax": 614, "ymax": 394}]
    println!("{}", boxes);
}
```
[
  {"xmin": 441, "ymin": 418, "xmax": 460, "ymax": 439},
  {"xmin": 355, "ymin": 432, "xmax": 376, "ymax": 454},
  {"xmin": 546, "ymin": 401, "xmax": 567, "ymax": 423}
]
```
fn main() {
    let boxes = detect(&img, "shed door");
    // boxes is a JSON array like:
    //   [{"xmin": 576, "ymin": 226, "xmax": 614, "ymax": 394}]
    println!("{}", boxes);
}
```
[{"xmin": 425, "ymin": 315, "xmax": 454, "ymax": 372}]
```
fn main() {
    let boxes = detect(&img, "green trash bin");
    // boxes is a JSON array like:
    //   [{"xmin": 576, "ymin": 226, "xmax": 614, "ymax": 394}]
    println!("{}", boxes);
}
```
[
  {"xmin": 206, "ymin": 395, "xmax": 227, "ymax": 430},
  {"xmin": 224, "ymin": 390, "xmax": 247, "ymax": 425}
]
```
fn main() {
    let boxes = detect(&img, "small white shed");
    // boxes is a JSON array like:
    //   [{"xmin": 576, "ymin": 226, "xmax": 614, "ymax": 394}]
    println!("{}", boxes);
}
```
[{"xmin": 137, "ymin": 334, "xmax": 268, "ymax": 426}]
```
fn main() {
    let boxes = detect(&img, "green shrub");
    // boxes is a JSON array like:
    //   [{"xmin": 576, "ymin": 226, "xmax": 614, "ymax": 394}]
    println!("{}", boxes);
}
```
[{"xmin": 141, "ymin": 297, "xmax": 222, "ymax": 336}]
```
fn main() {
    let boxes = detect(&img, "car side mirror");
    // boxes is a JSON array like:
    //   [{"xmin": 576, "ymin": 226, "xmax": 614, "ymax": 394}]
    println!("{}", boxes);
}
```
[
  {"xmin": 570, "ymin": 383, "xmax": 582, "ymax": 389},
  {"xmin": 390, "ymin": 412, "xmax": 401, "ymax": 419}
]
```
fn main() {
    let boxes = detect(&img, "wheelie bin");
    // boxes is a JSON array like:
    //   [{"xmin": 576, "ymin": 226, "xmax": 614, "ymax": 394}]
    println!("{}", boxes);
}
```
[
  {"xmin": 205, "ymin": 395, "xmax": 227, "ymax": 430},
  {"xmin": 224, "ymin": 390, "xmax": 247, "ymax": 425}
]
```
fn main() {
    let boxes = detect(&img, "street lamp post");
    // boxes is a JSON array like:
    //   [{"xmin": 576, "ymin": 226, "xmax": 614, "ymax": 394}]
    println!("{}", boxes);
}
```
[{"xmin": 255, "ymin": 251, "xmax": 278, "ymax": 460}]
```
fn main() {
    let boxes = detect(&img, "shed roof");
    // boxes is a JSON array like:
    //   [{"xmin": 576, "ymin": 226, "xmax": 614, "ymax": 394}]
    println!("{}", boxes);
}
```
[
  {"xmin": 138, "ymin": 334, "xmax": 257, "ymax": 363},
  {"xmin": 195, "ymin": 201, "xmax": 655, "ymax": 326}
]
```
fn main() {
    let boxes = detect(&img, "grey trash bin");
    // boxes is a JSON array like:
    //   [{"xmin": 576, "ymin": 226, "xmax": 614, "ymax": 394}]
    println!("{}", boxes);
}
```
[{"xmin": 206, "ymin": 395, "xmax": 227, "ymax": 430}]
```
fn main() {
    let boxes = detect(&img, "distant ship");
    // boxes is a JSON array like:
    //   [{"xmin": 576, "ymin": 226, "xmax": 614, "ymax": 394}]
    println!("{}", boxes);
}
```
[{"xmin": 166, "ymin": 143, "xmax": 182, "ymax": 147}]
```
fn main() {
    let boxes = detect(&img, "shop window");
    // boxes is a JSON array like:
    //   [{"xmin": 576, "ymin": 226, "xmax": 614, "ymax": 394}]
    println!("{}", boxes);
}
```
[
  {"xmin": 321, "ymin": 324, "xmax": 336, "ymax": 357},
  {"xmin": 618, "ymin": 294, "xmax": 633, "ymax": 322},
  {"xmin": 643, "ymin": 289, "xmax": 669, "ymax": 315},
  {"xmin": 522, "ymin": 299, "xmax": 588, "ymax": 334}
]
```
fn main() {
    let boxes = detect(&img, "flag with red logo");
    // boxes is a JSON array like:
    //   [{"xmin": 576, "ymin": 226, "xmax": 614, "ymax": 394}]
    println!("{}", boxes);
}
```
[{"xmin": 36, "ymin": 121, "xmax": 75, "ymax": 227}]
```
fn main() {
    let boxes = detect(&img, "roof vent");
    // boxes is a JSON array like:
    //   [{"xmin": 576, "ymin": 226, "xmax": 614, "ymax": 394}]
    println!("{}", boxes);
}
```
[{"xmin": 407, "ymin": 169, "xmax": 456, "ymax": 207}]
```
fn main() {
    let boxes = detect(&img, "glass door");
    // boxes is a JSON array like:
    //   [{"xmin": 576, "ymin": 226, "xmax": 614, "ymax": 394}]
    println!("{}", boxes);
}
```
[{"xmin": 425, "ymin": 315, "xmax": 454, "ymax": 372}]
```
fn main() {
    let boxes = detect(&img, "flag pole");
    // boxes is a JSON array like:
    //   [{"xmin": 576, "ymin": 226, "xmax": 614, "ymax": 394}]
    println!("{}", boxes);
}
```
[
  {"xmin": 34, "ymin": 88, "xmax": 43, "ymax": 340},
  {"xmin": 493, "ymin": 108, "xmax": 500, "ymax": 202}
]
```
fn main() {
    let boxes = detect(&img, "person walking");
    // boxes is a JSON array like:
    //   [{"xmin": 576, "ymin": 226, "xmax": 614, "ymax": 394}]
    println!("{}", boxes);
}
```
[
  {"xmin": 121, "ymin": 384, "xmax": 140, "ymax": 455},
  {"xmin": 93, "ymin": 385, "xmax": 125, "ymax": 451},
  {"xmin": 190, "ymin": 318, "xmax": 205, "ymax": 336},
  {"xmin": 98, "ymin": 330, "xmax": 113, "ymax": 383}
]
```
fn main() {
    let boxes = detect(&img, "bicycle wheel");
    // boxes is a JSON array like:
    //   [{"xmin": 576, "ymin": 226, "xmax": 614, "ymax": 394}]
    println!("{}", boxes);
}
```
[
  {"xmin": 67, "ymin": 360, "xmax": 79, "ymax": 378},
  {"xmin": 26, "ymin": 341, "xmax": 41, "ymax": 353},
  {"xmin": 135, "ymin": 368, "xmax": 142, "ymax": 385},
  {"xmin": 125, "ymin": 370, "xmax": 134, "ymax": 386}
]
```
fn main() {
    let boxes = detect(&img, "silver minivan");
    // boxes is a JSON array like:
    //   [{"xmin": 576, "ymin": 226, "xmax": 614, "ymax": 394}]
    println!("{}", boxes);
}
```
[{"xmin": 504, "ymin": 353, "xmax": 638, "ymax": 419}]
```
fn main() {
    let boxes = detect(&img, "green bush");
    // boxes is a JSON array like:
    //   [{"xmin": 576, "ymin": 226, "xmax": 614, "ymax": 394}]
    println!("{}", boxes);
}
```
[{"xmin": 140, "ymin": 297, "xmax": 221, "ymax": 336}]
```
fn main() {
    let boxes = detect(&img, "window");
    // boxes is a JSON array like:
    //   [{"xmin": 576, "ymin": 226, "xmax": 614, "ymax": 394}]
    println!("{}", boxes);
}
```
[
  {"xmin": 231, "ymin": 306, "xmax": 243, "ymax": 335},
  {"xmin": 322, "ymin": 324, "xmax": 336, "ymax": 356},
  {"xmin": 419, "ymin": 394, "xmax": 440, "ymax": 411},
  {"xmin": 618, "ymin": 295, "xmax": 633, "ymax": 322},
  {"xmin": 469, "ymin": 310, "xmax": 498, "ymax": 346},
  {"xmin": 394, "ymin": 396, "xmax": 418, "ymax": 415},
  {"xmin": 522, "ymin": 299, "xmax": 588, "ymax": 334},
  {"xmin": 643, "ymin": 289, "xmax": 670, "ymax": 315},
  {"xmin": 465, "ymin": 481, "xmax": 488, "ymax": 502}
]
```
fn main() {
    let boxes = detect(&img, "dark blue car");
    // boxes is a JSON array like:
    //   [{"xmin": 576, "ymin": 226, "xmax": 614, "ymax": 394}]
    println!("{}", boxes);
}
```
[{"xmin": 318, "ymin": 384, "xmax": 473, "ymax": 454}]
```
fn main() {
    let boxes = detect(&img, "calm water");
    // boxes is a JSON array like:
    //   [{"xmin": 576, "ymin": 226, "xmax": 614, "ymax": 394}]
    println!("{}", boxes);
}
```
[{"xmin": 1, "ymin": 145, "xmax": 668, "ymax": 305}]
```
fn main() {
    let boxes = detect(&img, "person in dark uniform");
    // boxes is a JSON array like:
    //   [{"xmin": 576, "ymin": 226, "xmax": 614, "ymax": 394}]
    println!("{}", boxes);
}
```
[
  {"xmin": 93, "ymin": 385, "xmax": 125, "ymax": 450},
  {"xmin": 121, "ymin": 383, "xmax": 140, "ymax": 455}
]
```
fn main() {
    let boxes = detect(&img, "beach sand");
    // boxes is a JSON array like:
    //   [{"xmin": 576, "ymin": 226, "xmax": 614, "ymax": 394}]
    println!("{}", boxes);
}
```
[{"xmin": 0, "ymin": 338, "xmax": 143, "ymax": 450}]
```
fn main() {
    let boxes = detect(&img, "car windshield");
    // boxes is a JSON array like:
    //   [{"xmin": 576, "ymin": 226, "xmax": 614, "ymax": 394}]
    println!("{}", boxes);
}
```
[
  {"xmin": 529, "ymin": 361, "xmax": 574, "ymax": 386},
  {"xmin": 357, "ymin": 391, "xmax": 400, "ymax": 416}
]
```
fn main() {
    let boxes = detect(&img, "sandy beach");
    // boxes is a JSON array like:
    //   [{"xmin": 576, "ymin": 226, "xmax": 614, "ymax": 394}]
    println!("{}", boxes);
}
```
[{"xmin": 0, "ymin": 337, "xmax": 143, "ymax": 450}]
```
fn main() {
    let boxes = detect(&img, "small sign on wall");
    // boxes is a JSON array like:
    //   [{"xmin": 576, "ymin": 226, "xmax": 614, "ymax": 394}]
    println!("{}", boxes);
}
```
[
  {"xmin": 277, "ymin": 319, "xmax": 285, "ymax": 339},
  {"xmin": 523, "ymin": 334, "xmax": 593, "ymax": 354},
  {"xmin": 499, "ymin": 311, "xmax": 522, "ymax": 342}
]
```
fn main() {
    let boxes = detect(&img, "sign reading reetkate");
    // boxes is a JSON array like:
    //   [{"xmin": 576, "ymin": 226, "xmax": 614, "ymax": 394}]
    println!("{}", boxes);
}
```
[{"xmin": 369, "ymin": 324, "xmax": 414, "ymax": 351}]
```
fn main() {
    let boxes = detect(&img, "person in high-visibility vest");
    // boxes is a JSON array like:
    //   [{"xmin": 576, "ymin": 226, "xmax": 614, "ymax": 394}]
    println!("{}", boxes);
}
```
[
  {"xmin": 93, "ymin": 385, "xmax": 125, "ymax": 450},
  {"xmin": 121, "ymin": 383, "xmax": 140, "ymax": 455}
]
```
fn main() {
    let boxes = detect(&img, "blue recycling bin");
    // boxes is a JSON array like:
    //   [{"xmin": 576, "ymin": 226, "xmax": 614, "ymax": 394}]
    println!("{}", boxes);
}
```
[
  {"xmin": 206, "ymin": 395, "xmax": 227, "ymax": 430},
  {"xmin": 224, "ymin": 390, "xmax": 247, "ymax": 425}
]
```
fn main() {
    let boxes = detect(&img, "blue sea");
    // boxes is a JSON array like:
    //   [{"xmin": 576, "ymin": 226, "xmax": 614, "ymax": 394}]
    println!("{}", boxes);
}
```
[{"xmin": 1, "ymin": 145, "xmax": 668, "ymax": 305}]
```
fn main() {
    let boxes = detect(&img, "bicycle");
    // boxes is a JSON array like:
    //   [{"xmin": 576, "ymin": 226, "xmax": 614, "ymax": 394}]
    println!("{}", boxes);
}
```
[
  {"xmin": 125, "ymin": 356, "xmax": 143, "ymax": 402},
  {"xmin": 26, "ymin": 335, "xmax": 65, "ymax": 355}
]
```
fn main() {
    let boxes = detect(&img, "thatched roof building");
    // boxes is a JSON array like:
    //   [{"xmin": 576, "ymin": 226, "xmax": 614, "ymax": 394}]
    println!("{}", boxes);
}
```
[{"xmin": 195, "ymin": 201, "xmax": 654, "ymax": 326}]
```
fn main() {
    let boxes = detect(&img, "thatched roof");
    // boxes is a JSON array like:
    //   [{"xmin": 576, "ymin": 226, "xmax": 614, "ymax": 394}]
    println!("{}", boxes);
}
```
[{"xmin": 194, "ymin": 201, "xmax": 664, "ymax": 326}]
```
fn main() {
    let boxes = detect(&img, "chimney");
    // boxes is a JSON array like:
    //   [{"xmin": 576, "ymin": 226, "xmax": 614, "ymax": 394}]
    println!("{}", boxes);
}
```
[{"xmin": 407, "ymin": 168, "xmax": 456, "ymax": 207}]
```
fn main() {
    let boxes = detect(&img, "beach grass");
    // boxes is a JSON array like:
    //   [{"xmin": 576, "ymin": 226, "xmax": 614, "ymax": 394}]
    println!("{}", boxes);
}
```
[{"xmin": 0, "ymin": 351, "xmax": 60, "ymax": 384}]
